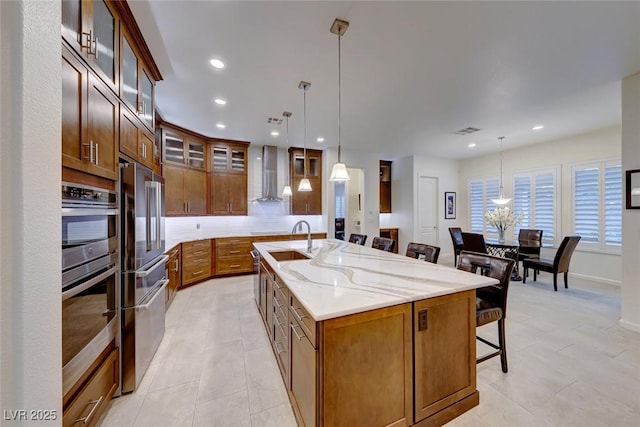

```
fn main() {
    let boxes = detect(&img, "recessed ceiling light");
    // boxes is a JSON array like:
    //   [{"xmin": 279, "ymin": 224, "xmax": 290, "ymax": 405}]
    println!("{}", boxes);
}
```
[
  {"xmin": 532, "ymin": 125, "xmax": 544, "ymax": 130},
  {"xmin": 214, "ymin": 98, "xmax": 226, "ymax": 105},
  {"xmin": 216, "ymin": 123, "xmax": 226, "ymax": 129},
  {"xmin": 271, "ymin": 131, "xmax": 279, "ymax": 137},
  {"xmin": 317, "ymin": 137, "xmax": 325, "ymax": 143},
  {"xmin": 209, "ymin": 58, "xmax": 225, "ymax": 69},
  {"xmin": 468, "ymin": 143, "xmax": 476, "ymax": 148}
]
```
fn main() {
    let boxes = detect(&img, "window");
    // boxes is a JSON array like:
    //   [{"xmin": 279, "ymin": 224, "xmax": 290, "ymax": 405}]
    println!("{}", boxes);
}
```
[
  {"xmin": 513, "ymin": 169, "xmax": 557, "ymax": 246},
  {"xmin": 335, "ymin": 181, "xmax": 346, "ymax": 218},
  {"xmin": 572, "ymin": 160, "xmax": 621, "ymax": 251},
  {"xmin": 468, "ymin": 177, "xmax": 499, "ymax": 235}
]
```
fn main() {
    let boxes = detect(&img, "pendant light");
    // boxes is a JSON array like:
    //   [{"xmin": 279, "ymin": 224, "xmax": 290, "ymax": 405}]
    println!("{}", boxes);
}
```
[
  {"xmin": 491, "ymin": 136, "xmax": 511, "ymax": 205},
  {"xmin": 298, "ymin": 81, "xmax": 312, "ymax": 192},
  {"xmin": 329, "ymin": 18, "xmax": 350, "ymax": 182},
  {"xmin": 282, "ymin": 111, "xmax": 293, "ymax": 197}
]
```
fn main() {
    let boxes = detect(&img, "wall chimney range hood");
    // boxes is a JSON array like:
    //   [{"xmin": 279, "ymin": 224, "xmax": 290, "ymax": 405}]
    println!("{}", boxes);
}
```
[{"xmin": 257, "ymin": 145, "xmax": 283, "ymax": 202}]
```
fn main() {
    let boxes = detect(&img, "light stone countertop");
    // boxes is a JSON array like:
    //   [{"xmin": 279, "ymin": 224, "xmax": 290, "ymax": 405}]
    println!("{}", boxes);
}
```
[
  {"xmin": 165, "ymin": 230, "xmax": 325, "ymax": 251},
  {"xmin": 253, "ymin": 238, "xmax": 498, "ymax": 321}
]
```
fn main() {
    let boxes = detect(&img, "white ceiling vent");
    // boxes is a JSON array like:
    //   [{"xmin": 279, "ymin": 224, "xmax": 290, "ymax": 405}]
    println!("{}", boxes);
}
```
[
  {"xmin": 267, "ymin": 117, "xmax": 283, "ymax": 125},
  {"xmin": 452, "ymin": 127, "xmax": 481, "ymax": 135}
]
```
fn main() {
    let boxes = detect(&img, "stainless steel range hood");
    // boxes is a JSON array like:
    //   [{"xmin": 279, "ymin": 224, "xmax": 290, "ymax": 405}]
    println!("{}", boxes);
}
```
[{"xmin": 256, "ymin": 145, "xmax": 283, "ymax": 202}]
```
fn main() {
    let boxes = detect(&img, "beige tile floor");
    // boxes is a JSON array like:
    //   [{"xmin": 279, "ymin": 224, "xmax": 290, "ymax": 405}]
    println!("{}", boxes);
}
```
[{"xmin": 98, "ymin": 268, "xmax": 640, "ymax": 427}]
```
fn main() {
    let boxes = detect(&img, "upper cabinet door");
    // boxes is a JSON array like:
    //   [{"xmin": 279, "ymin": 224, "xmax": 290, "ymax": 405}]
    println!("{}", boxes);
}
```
[
  {"xmin": 121, "ymin": 33, "xmax": 138, "ymax": 110},
  {"xmin": 140, "ymin": 68, "xmax": 154, "ymax": 130},
  {"xmin": 163, "ymin": 130, "xmax": 186, "ymax": 165},
  {"xmin": 211, "ymin": 142, "xmax": 247, "ymax": 173},
  {"xmin": 61, "ymin": 0, "xmax": 119, "ymax": 93}
]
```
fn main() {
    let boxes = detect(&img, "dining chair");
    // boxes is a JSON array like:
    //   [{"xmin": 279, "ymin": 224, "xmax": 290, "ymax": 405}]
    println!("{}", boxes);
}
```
[
  {"xmin": 517, "ymin": 229, "xmax": 543, "ymax": 262},
  {"xmin": 423, "ymin": 244, "xmax": 441, "ymax": 264},
  {"xmin": 405, "ymin": 242, "xmax": 428, "ymax": 259},
  {"xmin": 457, "ymin": 251, "xmax": 515, "ymax": 373},
  {"xmin": 448, "ymin": 227, "xmax": 464, "ymax": 266},
  {"xmin": 522, "ymin": 236, "xmax": 581, "ymax": 291},
  {"xmin": 371, "ymin": 236, "xmax": 396, "ymax": 252},
  {"xmin": 348, "ymin": 233, "xmax": 367, "ymax": 246},
  {"xmin": 460, "ymin": 232, "xmax": 488, "ymax": 254}
]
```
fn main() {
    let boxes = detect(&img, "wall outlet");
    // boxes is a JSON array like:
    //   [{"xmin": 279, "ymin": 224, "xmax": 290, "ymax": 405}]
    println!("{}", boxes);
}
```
[{"xmin": 196, "ymin": 223, "xmax": 200, "ymax": 230}]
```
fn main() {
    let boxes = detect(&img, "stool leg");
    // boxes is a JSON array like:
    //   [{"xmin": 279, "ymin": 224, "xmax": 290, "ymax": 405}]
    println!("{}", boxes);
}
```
[{"xmin": 499, "ymin": 318, "xmax": 507, "ymax": 373}]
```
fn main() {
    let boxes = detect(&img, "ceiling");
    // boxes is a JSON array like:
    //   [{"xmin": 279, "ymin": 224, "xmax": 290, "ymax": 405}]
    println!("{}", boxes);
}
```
[{"xmin": 129, "ymin": 1, "xmax": 640, "ymax": 160}]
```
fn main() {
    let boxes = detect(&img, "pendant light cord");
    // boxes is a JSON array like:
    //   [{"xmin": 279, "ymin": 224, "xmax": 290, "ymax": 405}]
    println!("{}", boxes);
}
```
[
  {"xmin": 338, "ymin": 32, "xmax": 342, "ymax": 163},
  {"xmin": 303, "ymin": 88, "xmax": 307, "ymax": 179}
]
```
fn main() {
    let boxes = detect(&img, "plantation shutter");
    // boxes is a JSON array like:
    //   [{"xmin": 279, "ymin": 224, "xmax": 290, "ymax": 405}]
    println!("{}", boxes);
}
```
[
  {"xmin": 574, "ymin": 168, "xmax": 599, "ymax": 243},
  {"xmin": 470, "ymin": 180, "xmax": 484, "ymax": 233},
  {"xmin": 513, "ymin": 175, "xmax": 531, "ymax": 236},
  {"xmin": 604, "ymin": 164, "xmax": 622, "ymax": 246},
  {"xmin": 534, "ymin": 173, "xmax": 555, "ymax": 245}
]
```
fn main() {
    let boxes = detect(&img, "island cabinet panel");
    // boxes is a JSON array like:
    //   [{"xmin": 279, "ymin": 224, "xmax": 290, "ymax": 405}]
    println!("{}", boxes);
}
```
[
  {"xmin": 166, "ymin": 245, "xmax": 181, "ymax": 306},
  {"xmin": 290, "ymin": 313, "xmax": 318, "ymax": 427},
  {"xmin": 413, "ymin": 290, "xmax": 477, "ymax": 424},
  {"xmin": 320, "ymin": 303, "xmax": 413, "ymax": 427}
]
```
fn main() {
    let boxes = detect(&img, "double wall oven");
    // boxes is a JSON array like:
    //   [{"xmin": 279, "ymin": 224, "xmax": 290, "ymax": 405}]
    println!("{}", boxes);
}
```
[{"xmin": 61, "ymin": 183, "xmax": 119, "ymax": 397}]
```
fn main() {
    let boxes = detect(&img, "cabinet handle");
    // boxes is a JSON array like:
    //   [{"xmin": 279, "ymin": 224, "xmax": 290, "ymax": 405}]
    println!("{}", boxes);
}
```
[
  {"xmin": 173, "ymin": 259, "xmax": 179, "ymax": 272},
  {"xmin": 80, "ymin": 30, "xmax": 98, "ymax": 58},
  {"xmin": 187, "ymin": 202, "xmax": 191, "ymax": 213},
  {"xmin": 193, "ymin": 250, "xmax": 205, "ymax": 256},
  {"xmin": 291, "ymin": 306, "xmax": 307, "ymax": 321},
  {"xmin": 74, "ymin": 395, "xmax": 103, "ymax": 424},
  {"xmin": 291, "ymin": 323, "xmax": 305, "ymax": 341},
  {"xmin": 82, "ymin": 141, "xmax": 93, "ymax": 163},
  {"xmin": 274, "ymin": 312, "xmax": 284, "ymax": 327},
  {"xmin": 230, "ymin": 264, "xmax": 240, "ymax": 268},
  {"xmin": 192, "ymin": 270, "xmax": 203, "ymax": 276},
  {"xmin": 229, "ymin": 250, "xmax": 240, "ymax": 254},
  {"xmin": 94, "ymin": 143, "xmax": 99, "ymax": 165},
  {"xmin": 93, "ymin": 36, "xmax": 99, "ymax": 59},
  {"xmin": 273, "ymin": 298, "xmax": 282, "ymax": 310}
]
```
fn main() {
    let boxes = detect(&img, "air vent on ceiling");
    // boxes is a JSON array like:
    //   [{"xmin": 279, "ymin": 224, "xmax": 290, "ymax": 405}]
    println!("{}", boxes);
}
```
[
  {"xmin": 452, "ymin": 127, "xmax": 481, "ymax": 135},
  {"xmin": 267, "ymin": 117, "xmax": 283, "ymax": 125}
]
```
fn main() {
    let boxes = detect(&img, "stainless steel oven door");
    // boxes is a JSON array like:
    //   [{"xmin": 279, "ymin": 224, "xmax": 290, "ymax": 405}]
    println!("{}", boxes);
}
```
[
  {"xmin": 62, "ymin": 265, "xmax": 118, "ymax": 396},
  {"xmin": 62, "ymin": 207, "xmax": 118, "ymax": 272}
]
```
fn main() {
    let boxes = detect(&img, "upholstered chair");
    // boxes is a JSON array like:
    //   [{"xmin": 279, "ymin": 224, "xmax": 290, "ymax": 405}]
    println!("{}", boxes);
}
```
[{"xmin": 522, "ymin": 236, "xmax": 581, "ymax": 291}]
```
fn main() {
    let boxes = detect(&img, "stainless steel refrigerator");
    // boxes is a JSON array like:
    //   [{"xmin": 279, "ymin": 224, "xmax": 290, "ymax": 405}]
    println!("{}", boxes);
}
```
[{"xmin": 120, "ymin": 161, "xmax": 168, "ymax": 393}]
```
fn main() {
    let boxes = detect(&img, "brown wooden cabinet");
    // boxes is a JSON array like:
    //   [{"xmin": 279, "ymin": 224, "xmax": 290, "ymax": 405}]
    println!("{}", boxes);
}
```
[
  {"xmin": 181, "ymin": 240, "xmax": 212, "ymax": 286},
  {"xmin": 63, "ymin": 348, "xmax": 119, "ymax": 427},
  {"xmin": 62, "ymin": 0, "xmax": 119, "ymax": 94},
  {"xmin": 255, "ymin": 267, "xmax": 478, "ymax": 427},
  {"xmin": 380, "ymin": 160, "xmax": 392, "ymax": 213},
  {"xmin": 120, "ymin": 27, "xmax": 155, "ymax": 132},
  {"xmin": 164, "ymin": 165, "xmax": 207, "ymax": 216},
  {"xmin": 62, "ymin": 46, "xmax": 119, "ymax": 181},
  {"xmin": 119, "ymin": 107, "xmax": 155, "ymax": 169},
  {"xmin": 166, "ymin": 245, "xmax": 181, "ymax": 307},
  {"xmin": 215, "ymin": 237, "xmax": 253, "ymax": 275},
  {"xmin": 162, "ymin": 127, "xmax": 206, "ymax": 170},
  {"xmin": 289, "ymin": 147, "xmax": 323, "ymax": 215},
  {"xmin": 210, "ymin": 141, "xmax": 249, "ymax": 215}
]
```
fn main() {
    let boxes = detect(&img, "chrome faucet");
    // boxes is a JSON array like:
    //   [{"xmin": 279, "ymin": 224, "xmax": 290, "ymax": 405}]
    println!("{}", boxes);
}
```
[{"xmin": 291, "ymin": 220, "xmax": 312, "ymax": 253}]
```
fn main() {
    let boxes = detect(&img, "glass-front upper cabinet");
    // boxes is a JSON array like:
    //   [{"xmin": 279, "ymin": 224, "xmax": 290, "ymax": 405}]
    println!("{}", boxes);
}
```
[
  {"xmin": 211, "ymin": 142, "xmax": 247, "ymax": 173},
  {"xmin": 61, "ymin": 0, "xmax": 118, "ymax": 91},
  {"xmin": 140, "ymin": 69, "xmax": 154, "ymax": 129},
  {"xmin": 121, "ymin": 34, "xmax": 138, "ymax": 109},
  {"xmin": 162, "ymin": 127, "xmax": 206, "ymax": 170}
]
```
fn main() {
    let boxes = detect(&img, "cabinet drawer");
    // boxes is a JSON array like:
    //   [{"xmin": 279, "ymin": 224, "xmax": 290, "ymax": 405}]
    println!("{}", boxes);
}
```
[
  {"xmin": 63, "ymin": 349, "xmax": 119, "ymax": 427},
  {"xmin": 182, "ymin": 240, "xmax": 211, "ymax": 257},
  {"xmin": 215, "ymin": 237, "xmax": 252, "ymax": 253},
  {"xmin": 182, "ymin": 254, "xmax": 210, "ymax": 268},
  {"xmin": 216, "ymin": 245, "xmax": 251, "ymax": 258},
  {"xmin": 216, "ymin": 256, "xmax": 253, "ymax": 275},
  {"xmin": 183, "ymin": 264, "xmax": 211, "ymax": 284},
  {"xmin": 290, "ymin": 295, "xmax": 317, "ymax": 348},
  {"xmin": 273, "ymin": 320, "xmax": 289, "ymax": 384},
  {"xmin": 273, "ymin": 285, "xmax": 288, "ymax": 313}
]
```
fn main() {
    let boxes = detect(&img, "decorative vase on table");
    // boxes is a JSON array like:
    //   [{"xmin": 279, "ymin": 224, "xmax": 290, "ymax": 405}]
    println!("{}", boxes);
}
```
[{"xmin": 498, "ymin": 229, "xmax": 505, "ymax": 244}]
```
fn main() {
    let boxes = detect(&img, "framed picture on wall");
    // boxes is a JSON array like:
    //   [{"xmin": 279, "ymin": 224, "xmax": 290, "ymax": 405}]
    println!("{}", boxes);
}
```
[
  {"xmin": 445, "ymin": 192, "xmax": 456, "ymax": 219},
  {"xmin": 626, "ymin": 169, "xmax": 640, "ymax": 209}
]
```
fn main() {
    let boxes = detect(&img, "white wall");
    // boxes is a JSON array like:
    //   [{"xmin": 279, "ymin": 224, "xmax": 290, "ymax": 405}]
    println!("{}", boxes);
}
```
[
  {"xmin": 621, "ymin": 72, "xmax": 640, "ymax": 332},
  {"xmin": 1, "ymin": 0, "xmax": 62, "ymax": 421},
  {"xmin": 459, "ymin": 126, "xmax": 622, "ymax": 284}
]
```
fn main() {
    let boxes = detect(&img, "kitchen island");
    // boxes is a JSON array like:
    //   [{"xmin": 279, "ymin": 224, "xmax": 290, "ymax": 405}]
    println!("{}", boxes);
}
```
[{"xmin": 253, "ymin": 239, "xmax": 497, "ymax": 427}]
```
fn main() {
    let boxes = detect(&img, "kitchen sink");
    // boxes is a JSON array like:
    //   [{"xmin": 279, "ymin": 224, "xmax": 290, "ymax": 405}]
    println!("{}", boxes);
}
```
[{"xmin": 268, "ymin": 250, "xmax": 311, "ymax": 261}]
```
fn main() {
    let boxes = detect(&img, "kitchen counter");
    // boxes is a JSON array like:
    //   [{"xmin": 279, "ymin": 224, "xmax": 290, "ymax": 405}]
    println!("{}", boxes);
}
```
[
  {"xmin": 253, "ymin": 238, "xmax": 497, "ymax": 321},
  {"xmin": 165, "ymin": 230, "xmax": 325, "ymax": 250}
]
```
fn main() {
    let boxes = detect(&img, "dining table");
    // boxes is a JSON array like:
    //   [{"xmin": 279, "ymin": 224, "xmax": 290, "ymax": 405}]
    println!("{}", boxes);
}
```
[{"xmin": 484, "ymin": 238, "xmax": 542, "ymax": 281}]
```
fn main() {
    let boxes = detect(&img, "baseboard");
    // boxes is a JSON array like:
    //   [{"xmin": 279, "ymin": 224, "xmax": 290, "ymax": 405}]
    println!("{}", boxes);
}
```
[
  {"xmin": 619, "ymin": 319, "xmax": 640, "ymax": 333},
  {"xmin": 568, "ymin": 272, "xmax": 621, "ymax": 287}
]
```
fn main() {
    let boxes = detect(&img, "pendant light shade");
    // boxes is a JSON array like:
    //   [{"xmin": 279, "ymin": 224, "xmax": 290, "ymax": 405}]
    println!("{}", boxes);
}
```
[
  {"xmin": 298, "ymin": 81, "xmax": 312, "ymax": 192},
  {"xmin": 329, "ymin": 18, "xmax": 350, "ymax": 182},
  {"xmin": 491, "ymin": 136, "xmax": 511, "ymax": 205},
  {"xmin": 282, "ymin": 111, "xmax": 293, "ymax": 197}
]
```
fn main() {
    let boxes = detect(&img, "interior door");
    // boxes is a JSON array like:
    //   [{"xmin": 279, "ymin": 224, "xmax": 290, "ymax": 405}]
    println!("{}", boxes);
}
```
[{"xmin": 418, "ymin": 176, "xmax": 438, "ymax": 245}]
